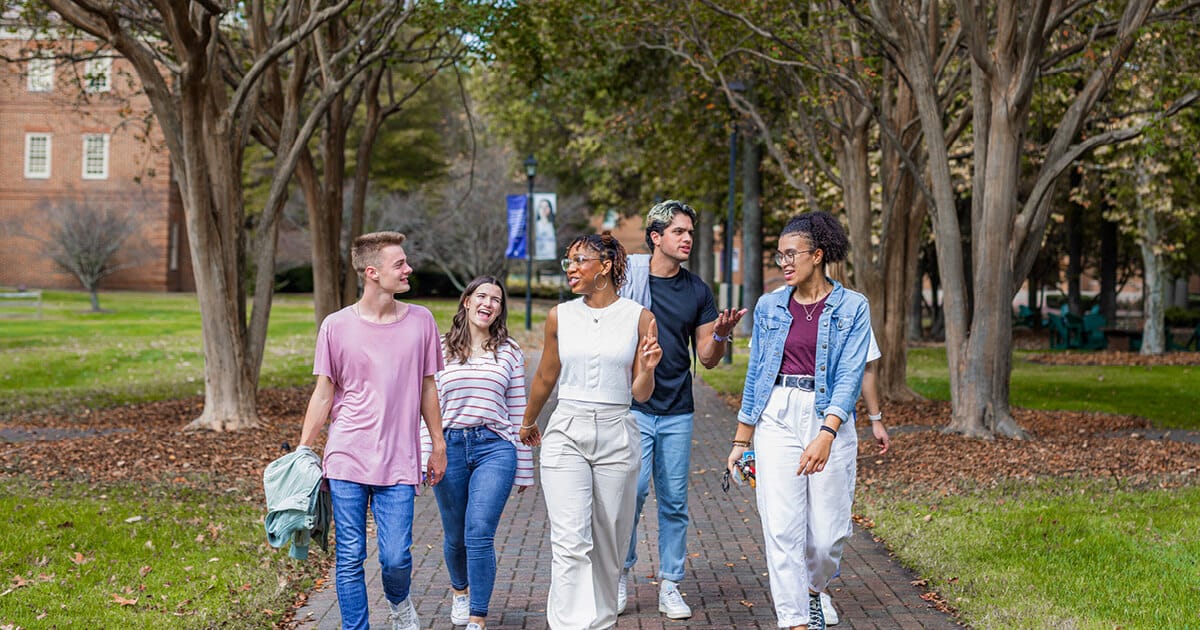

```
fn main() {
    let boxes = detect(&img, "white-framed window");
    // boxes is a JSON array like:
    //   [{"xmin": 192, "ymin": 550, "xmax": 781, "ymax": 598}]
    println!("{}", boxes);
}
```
[
  {"xmin": 27, "ymin": 56, "xmax": 54, "ymax": 92},
  {"xmin": 82, "ymin": 134, "xmax": 110, "ymax": 179},
  {"xmin": 24, "ymin": 133, "xmax": 51, "ymax": 179},
  {"xmin": 83, "ymin": 56, "xmax": 111, "ymax": 93}
]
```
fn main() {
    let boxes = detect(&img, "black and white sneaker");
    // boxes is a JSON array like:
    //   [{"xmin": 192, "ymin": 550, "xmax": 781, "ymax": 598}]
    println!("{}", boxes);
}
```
[{"xmin": 808, "ymin": 592, "xmax": 826, "ymax": 630}]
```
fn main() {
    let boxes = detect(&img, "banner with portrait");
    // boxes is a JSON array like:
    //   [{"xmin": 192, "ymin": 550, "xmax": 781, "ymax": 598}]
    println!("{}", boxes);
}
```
[{"xmin": 532, "ymin": 193, "xmax": 558, "ymax": 261}]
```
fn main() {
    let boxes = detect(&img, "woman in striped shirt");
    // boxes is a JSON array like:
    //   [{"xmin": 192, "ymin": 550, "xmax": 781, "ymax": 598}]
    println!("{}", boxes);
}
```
[{"xmin": 422, "ymin": 275, "xmax": 531, "ymax": 630}]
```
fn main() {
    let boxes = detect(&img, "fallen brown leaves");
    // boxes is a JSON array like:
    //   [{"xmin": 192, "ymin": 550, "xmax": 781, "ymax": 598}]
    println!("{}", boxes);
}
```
[
  {"xmin": 1025, "ymin": 350, "xmax": 1200, "ymax": 367},
  {"xmin": 0, "ymin": 388, "xmax": 315, "ymax": 490},
  {"xmin": 856, "ymin": 398, "xmax": 1200, "ymax": 495}
]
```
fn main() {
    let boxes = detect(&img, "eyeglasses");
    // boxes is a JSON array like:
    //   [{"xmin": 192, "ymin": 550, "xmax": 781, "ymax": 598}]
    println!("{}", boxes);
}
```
[
  {"xmin": 560, "ymin": 255, "xmax": 601, "ymax": 272},
  {"xmin": 773, "ymin": 249, "xmax": 815, "ymax": 267}
]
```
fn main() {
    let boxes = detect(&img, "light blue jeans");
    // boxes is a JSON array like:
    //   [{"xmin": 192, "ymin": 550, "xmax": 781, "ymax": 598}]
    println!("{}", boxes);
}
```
[
  {"xmin": 328, "ymin": 479, "xmax": 416, "ymax": 630},
  {"xmin": 433, "ymin": 427, "xmax": 517, "ymax": 619},
  {"xmin": 624, "ymin": 410, "xmax": 693, "ymax": 582}
]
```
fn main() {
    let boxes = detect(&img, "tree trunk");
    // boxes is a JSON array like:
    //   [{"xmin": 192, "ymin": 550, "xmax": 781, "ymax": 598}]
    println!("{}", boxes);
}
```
[
  {"xmin": 1067, "ymin": 201, "xmax": 1083, "ymax": 314},
  {"xmin": 901, "ymin": 39, "xmax": 971, "ymax": 432},
  {"xmin": 1137, "ymin": 159, "xmax": 1165, "ymax": 355},
  {"xmin": 296, "ymin": 154, "xmax": 342, "ymax": 324},
  {"xmin": 740, "ymin": 135, "xmax": 763, "ymax": 336},
  {"xmin": 1171, "ymin": 276, "xmax": 1188, "ymax": 309},
  {"xmin": 950, "ymin": 93, "xmax": 1024, "ymax": 439},
  {"xmin": 692, "ymin": 193, "xmax": 717, "ymax": 287},
  {"xmin": 876, "ymin": 72, "xmax": 924, "ymax": 401},
  {"xmin": 1099, "ymin": 217, "xmax": 1118, "ymax": 324},
  {"xmin": 318, "ymin": 91, "xmax": 348, "ymax": 316},
  {"xmin": 345, "ymin": 70, "xmax": 389, "ymax": 306},
  {"xmin": 180, "ymin": 105, "xmax": 260, "ymax": 431},
  {"xmin": 909, "ymin": 263, "xmax": 925, "ymax": 340}
]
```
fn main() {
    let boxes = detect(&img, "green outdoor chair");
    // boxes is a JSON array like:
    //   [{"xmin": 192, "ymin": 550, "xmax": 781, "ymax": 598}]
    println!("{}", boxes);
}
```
[
  {"xmin": 1048, "ymin": 313, "xmax": 1082, "ymax": 349},
  {"xmin": 1167, "ymin": 321, "xmax": 1200, "ymax": 352},
  {"xmin": 1081, "ymin": 311, "xmax": 1108, "ymax": 350}
]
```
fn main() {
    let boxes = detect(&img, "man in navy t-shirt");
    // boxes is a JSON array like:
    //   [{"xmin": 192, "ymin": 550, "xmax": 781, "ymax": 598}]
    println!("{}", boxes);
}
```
[{"xmin": 617, "ymin": 200, "xmax": 746, "ymax": 619}]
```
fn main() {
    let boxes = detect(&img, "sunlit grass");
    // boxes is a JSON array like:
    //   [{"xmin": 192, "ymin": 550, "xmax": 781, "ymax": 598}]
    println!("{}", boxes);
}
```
[
  {"xmin": 906, "ymin": 347, "xmax": 1200, "ymax": 430},
  {"xmin": 0, "ymin": 290, "xmax": 547, "ymax": 416},
  {"xmin": 861, "ymin": 481, "xmax": 1200, "ymax": 629},
  {"xmin": 0, "ymin": 478, "xmax": 321, "ymax": 629}
]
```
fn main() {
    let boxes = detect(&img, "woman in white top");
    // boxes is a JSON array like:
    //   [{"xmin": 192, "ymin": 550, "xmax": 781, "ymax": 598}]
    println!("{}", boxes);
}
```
[
  {"xmin": 521, "ymin": 232, "xmax": 661, "ymax": 630},
  {"xmin": 422, "ymin": 276, "xmax": 531, "ymax": 630}
]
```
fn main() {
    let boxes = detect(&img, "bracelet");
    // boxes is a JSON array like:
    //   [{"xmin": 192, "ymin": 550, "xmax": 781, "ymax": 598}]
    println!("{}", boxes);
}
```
[
  {"xmin": 520, "ymin": 423, "xmax": 538, "ymax": 430},
  {"xmin": 731, "ymin": 439, "xmax": 751, "ymax": 447},
  {"xmin": 819, "ymin": 425, "xmax": 838, "ymax": 438},
  {"xmin": 713, "ymin": 332, "xmax": 732, "ymax": 343},
  {"xmin": 868, "ymin": 412, "xmax": 883, "ymax": 422}
]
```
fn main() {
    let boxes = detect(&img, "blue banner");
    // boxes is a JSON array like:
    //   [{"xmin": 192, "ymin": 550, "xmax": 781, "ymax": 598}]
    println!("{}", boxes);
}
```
[{"xmin": 505, "ymin": 194, "xmax": 528, "ymax": 259}]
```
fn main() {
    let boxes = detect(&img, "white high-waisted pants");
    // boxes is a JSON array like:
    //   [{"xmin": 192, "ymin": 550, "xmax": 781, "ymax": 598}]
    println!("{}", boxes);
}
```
[
  {"xmin": 754, "ymin": 386, "xmax": 857, "ymax": 628},
  {"xmin": 540, "ymin": 400, "xmax": 641, "ymax": 630}
]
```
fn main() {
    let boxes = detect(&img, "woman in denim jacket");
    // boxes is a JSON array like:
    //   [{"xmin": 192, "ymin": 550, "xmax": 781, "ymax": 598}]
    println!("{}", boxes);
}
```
[{"xmin": 726, "ymin": 211, "xmax": 871, "ymax": 630}]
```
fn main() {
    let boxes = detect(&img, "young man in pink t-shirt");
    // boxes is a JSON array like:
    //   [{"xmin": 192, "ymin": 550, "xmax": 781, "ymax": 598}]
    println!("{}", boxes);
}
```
[{"xmin": 299, "ymin": 231, "xmax": 447, "ymax": 630}]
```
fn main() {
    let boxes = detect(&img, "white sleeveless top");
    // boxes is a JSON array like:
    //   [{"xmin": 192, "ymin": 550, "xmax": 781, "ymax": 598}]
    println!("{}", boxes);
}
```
[{"xmin": 557, "ymin": 296, "xmax": 644, "ymax": 405}]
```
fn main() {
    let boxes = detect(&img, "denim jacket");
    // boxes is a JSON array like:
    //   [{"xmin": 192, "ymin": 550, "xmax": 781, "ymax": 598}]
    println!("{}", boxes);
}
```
[{"xmin": 737, "ymin": 279, "xmax": 871, "ymax": 426}]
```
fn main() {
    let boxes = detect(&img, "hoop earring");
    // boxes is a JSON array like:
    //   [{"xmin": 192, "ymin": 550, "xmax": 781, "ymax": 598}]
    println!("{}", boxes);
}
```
[{"xmin": 595, "ymin": 275, "xmax": 610, "ymax": 291}]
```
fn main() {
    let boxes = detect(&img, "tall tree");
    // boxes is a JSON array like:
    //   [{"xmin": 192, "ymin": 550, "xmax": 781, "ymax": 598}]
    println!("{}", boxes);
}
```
[
  {"xmin": 849, "ymin": 0, "xmax": 1199, "ymax": 437},
  {"xmin": 30, "ymin": 0, "xmax": 408, "ymax": 430},
  {"xmin": 618, "ymin": 1, "xmax": 965, "ymax": 400}
]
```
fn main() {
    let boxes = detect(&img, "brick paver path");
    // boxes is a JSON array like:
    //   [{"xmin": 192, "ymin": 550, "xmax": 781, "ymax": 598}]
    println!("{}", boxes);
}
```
[{"xmin": 293, "ymin": 353, "xmax": 960, "ymax": 629}]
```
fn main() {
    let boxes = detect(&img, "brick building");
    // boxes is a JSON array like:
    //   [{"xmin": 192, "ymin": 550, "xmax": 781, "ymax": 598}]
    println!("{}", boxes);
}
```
[{"xmin": 0, "ymin": 34, "xmax": 193, "ymax": 292}]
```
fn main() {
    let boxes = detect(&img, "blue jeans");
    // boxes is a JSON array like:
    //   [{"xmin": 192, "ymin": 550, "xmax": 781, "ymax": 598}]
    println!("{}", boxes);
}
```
[
  {"xmin": 328, "ymin": 479, "xmax": 416, "ymax": 630},
  {"xmin": 624, "ymin": 410, "xmax": 692, "ymax": 581},
  {"xmin": 433, "ymin": 427, "xmax": 517, "ymax": 618}
]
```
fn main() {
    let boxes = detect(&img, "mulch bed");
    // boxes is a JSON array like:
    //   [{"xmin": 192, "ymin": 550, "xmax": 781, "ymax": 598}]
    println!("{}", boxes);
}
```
[
  {"xmin": 1024, "ymin": 350, "xmax": 1200, "ymax": 366},
  {"xmin": 0, "ymin": 388, "xmax": 313, "ymax": 491},
  {"xmin": 3, "ymin": 385, "xmax": 1197, "ymax": 496},
  {"xmin": 855, "ymin": 398, "xmax": 1199, "ymax": 494}
]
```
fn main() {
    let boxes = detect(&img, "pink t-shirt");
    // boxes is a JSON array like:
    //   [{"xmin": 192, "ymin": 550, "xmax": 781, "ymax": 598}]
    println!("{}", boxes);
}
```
[{"xmin": 313, "ymin": 303, "xmax": 444, "ymax": 486}]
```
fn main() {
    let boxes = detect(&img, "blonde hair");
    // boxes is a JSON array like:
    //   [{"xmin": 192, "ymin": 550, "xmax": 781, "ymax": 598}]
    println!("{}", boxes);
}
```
[{"xmin": 351, "ymin": 231, "xmax": 406, "ymax": 275}]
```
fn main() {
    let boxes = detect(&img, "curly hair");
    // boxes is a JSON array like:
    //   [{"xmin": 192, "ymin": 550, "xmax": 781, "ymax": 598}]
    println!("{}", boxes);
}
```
[
  {"xmin": 443, "ymin": 276, "xmax": 512, "ymax": 364},
  {"xmin": 780, "ymin": 211, "xmax": 849, "ymax": 264},
  {"xmin": 644, "ymin": 199, "xmax": 697, "ymax": 252},
  {"xmin": 567, "ymin": 231, "xmax": 628, "ymax": 289}
]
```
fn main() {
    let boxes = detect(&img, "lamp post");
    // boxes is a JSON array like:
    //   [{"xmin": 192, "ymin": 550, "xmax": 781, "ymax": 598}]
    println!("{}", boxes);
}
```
[
  {"xmin": 723, "ymin": 80, "xmax": 745, "ymax": 364},
  {"xmin": 524, "ymin": 154, "xmax": 537, "ymax": 330}
]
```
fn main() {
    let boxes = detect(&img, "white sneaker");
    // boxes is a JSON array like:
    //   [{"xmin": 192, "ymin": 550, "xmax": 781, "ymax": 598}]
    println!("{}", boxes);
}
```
[
  {"xmin": 387, "ymin": 597, "xmax": 420, "ymax": 630},
  {"xmin": 821, "ymin": 591, "xmax": 839, "ymax": 625},
  {"xmin": 450, "ymin": 592, "xmax": 470, "ymax": 625},
  {"xmin": 658, "ymin": 579, "xmax": 692, "ymax": 619},
  {"xmin": 617, "ymin": 569, "xmax": 629, "ymax": 614},
  {"xmin": 465, "ymin": 624, "xmax": 483, "ymax": 630}
]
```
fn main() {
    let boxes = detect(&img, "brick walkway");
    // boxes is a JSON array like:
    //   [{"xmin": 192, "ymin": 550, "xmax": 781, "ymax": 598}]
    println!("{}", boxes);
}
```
[{"xmin": 293, "ymin": 354, "xmax": 960, "ymax": 629}]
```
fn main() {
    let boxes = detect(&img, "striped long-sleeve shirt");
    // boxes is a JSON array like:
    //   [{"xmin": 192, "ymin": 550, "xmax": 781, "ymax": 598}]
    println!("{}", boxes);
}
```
[{"xmin": 421, "ymin": 340, "xmax": 533, "ymax": 487}]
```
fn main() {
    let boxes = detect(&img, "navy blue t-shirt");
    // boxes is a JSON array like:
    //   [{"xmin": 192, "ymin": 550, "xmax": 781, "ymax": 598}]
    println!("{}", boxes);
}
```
[{"xmin": 633, "ymin": 269, "xmax": 719, "ymax": 415}]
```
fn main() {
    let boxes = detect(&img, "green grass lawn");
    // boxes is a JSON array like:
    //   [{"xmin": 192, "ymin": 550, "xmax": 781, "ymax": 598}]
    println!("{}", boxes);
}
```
[
  {"xmin": 699, "ymin": 342, "xmax": 1200, "ymax": 430},
  {"xmin": 0, "ymin": 290, "xmax": 549, "ymax": 416},
  {"xmin": 906, "ymin": 347, "xmax": 1200, "ymax": 430},
  {"xmin": 0, "ymin": 478, "xmax": 320, "ymax": 629},
  {"xmin": 861, "ymin": 481, "xmax": 1200, "ymax": 629}
]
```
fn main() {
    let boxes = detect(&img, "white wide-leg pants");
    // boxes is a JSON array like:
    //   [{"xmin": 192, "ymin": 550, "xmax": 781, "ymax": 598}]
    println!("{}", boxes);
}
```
[
  {"xmin": 540, "ymin": 400, "xmax": 641, "ymax": 630},
  {"xmin": 754, "ymin": 386, "xmax": 857, "ymax": 628}
]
